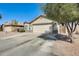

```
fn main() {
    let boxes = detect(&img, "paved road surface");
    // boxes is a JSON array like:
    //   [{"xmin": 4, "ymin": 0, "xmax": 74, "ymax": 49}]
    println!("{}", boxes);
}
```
[{"xmin": 0, "ymin": 33, "xmax": 55, "ymax": 56}]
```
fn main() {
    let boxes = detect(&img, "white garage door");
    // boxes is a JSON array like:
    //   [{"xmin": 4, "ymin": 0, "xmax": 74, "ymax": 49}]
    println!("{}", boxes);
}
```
[{"xmin": 33, "ymin": 24, "xmax": 52, "ymax": 33}]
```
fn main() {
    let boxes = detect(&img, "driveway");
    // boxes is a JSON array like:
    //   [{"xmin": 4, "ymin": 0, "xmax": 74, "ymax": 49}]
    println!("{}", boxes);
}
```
[{"xmin": 0, "ymin": 32, "xmax": 55, "ymax": 56}]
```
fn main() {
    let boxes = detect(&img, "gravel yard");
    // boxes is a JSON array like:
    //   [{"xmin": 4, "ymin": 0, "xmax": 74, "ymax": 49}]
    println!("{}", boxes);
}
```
[{"xmin": 52, "ymin": 34, "xmax": 79, "ymax": 56}]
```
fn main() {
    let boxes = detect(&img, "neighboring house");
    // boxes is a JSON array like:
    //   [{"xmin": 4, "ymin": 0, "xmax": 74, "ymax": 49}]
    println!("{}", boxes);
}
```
[
  {"xmin": 3, "ymin": 21, "xmax": 24, "ymax": 32},
  {"xmin": 3, "ymin": 25, "xmax": 24, "ymax": 32}
]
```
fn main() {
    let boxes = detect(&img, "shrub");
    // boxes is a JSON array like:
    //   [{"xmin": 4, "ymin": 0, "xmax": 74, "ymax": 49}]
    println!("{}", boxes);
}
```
[{"xmin": 17, "ymin": 28, "xmax": 25, "ymax": 32}]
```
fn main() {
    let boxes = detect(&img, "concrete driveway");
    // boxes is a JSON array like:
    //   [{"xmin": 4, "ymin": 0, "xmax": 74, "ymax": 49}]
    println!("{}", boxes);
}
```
[{"xmin": 0, "ymin": 32, "xmax": 55, "ymax": 56}]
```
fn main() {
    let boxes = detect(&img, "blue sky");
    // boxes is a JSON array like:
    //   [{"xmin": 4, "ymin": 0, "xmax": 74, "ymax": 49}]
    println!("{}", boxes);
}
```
[{"xmin": 0, "ymin": 3, "xmax": 44, "ymax": 25}]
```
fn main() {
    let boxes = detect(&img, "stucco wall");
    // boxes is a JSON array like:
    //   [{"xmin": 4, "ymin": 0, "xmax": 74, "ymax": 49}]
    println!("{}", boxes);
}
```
[
  {"xmin": 74, "ymin": 25, "xmax": 79, "ymax": 34},
  {"xmin": 24, "ymin": 24, "xmax": 30, "ymax": 31},
  {"xmin": 3, "ymin": 26, "xmax": 14, "ymax": 32},
  {"xmin": 33, "ymin": 24, "xmax": 52, "ymax": 33},
  {"xmin": 3, "ymin": 26, "xmax": 19, "ymax": 32},
  {"xmin": 57, "ymin": 24, "xmax": 68, "ymax": 35}
]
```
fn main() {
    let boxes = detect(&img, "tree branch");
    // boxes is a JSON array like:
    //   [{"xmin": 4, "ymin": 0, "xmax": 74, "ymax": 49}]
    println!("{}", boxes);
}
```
[
  {"xmin": 65, "ymin": 23, "xmax": 71, "ymax": 34},
  {"xmin": 72, "ymin": 21, "xmax": 78, "ymax": 32}
]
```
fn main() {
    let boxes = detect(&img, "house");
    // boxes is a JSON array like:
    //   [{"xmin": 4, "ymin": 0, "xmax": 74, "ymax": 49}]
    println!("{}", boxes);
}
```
[
  {"xmin": 2, "ymin": 15, "xmax": 68, "ymax": 35},
  {"xmin": 3, "ymin": 15, "xmax": 78, "ymax": 35},
  {"xmin": 24, "ymin": 15, "xmax": 70, "ymax": 35},
  {"xmin": 24, "ymin": 15, "xmax": 58, "ymax": 34},
  {"xmin": 24, "ymin": 22, "xmax": 31, "ymax": 32},
  {"xmin": 3, "ymin": 21, "xmax": 24, "ymax": 32},
  {"xmin": 3, "ymin": 25, "xmax": 24, "ymax": 32}
]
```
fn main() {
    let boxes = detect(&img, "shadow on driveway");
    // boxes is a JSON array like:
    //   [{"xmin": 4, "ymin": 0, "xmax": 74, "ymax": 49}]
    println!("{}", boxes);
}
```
[{"xmin": 37, "ymin": 33, "xmax": 72, "ymax": 43}]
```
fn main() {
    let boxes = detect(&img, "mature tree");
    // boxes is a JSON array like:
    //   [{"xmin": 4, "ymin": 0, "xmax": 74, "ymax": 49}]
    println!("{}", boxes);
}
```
[
  {"xmin": 0, "ymin": 14, "xmax": 2, "ymax": 31},
  {"xmin": 12, "ymin": 20, "xmax": 18, "ymax": 25},
  {"xmin": 0, "ymin": 14, "xmax": 2, "ymax": 19},
  {"xmin": 42, "ymin": 3, "xmax": 79, "ymax": 43}
]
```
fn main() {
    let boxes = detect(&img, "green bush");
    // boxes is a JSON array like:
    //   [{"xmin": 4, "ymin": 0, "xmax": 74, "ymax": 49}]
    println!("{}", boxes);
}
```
[
  {"xmin": 0, "ymin": 28, "xmax": 2, "ymax": 31},
  {"xmin": 17, "ymin": 28, "xmax": 25, "ymax": 32}
]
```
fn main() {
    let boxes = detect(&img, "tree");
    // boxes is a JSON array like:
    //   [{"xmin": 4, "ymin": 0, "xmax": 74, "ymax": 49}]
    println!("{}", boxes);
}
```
[
  {"xmin": 0, "ymin": 14, "xmax": 2, "ymax": 19},
  {"xmin": 12, "ymin": 20, "xmax": 18, "ymax": 25},
  {"xmin": 42, "ymin": 3, "xmax": 79, "ymax": 43}
]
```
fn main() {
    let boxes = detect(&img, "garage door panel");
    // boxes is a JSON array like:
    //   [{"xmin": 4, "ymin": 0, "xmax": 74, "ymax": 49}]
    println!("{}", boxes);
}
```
[{"xmin": 33, "ymin": 25, "xmax": 52, "ymax": 33}]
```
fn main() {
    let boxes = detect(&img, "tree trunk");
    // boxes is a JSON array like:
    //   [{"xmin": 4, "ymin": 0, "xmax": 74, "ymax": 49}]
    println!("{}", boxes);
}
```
[
  {"xmin": 61, "ymin": 21, "xmax": 78, "ymax": 43},
  {"xmin": 65, "ymin": 23, "xmax": 73, "ymax": 43},
  {"xmin": 67, "ymin": 32, "xmax": 73, "ymax": 43}
]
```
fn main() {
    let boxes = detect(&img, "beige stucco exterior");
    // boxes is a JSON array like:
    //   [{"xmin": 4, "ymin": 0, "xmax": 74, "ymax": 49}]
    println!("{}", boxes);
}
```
[
  {"xmin": 24, "ymin": 23, "xmax": 30, "ymax": 31},
  {"xmin": 3, "ymin": 25, "xmax": 24, "ymax": 32},
  {"xmin": 28, "ymin": 16, "xmax": 53, "ymax": 33},
  {"xmin": 57, "ymin": 24, "xmax": 68, "ymax": 35},
  {"xmin": 58, "ymin": 24, "xmax": 79, "ymax": 35},
  {"xmin": 74, "ymin": 25, "xmax": 79, "ymax": 33},
  {"xmin": 24, "ymin": 16, "xmax": 60, "ymax": 34},
  {"xmin": 3, "ymin": 26, "xmax": 16, "ymax": 32},
  {"xmin": 33, "ymin": 24, "xmax": 52, "ymax": 33},
  {"xmin": 4, "ymin": 15, "xmax": 79, "ymax": 35},
  {"xmin": 30, "ymin": 17, "xmax": 53, "ymax": 25}
]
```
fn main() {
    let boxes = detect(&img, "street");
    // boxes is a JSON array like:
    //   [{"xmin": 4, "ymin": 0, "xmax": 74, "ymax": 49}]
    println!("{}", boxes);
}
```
[{"xmin": 0, "ymin": 33, "xmax": 55, "ymax": 56}]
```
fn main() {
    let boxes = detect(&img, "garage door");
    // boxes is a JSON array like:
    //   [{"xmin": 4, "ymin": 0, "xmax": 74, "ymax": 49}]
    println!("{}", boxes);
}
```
[{"xmin": 33, "ymin": 24, "xmax": 52, "ymax": 33}]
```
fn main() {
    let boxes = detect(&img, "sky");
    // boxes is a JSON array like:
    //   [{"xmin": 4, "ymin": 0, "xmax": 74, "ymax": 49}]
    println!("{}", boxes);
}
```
[{"xmin": 0, "ymin": 3, "xmax": 44, "ymax": 25}]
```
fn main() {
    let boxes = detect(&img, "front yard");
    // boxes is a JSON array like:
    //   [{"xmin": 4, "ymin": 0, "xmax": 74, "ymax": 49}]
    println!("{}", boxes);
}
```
[
  {"xmin": 0, "ymin": 31, "xmax": 79, "ymax": 56},
  {"xmin": 52, "ymin": 34, "xmax": 79, "ymax": 56}
]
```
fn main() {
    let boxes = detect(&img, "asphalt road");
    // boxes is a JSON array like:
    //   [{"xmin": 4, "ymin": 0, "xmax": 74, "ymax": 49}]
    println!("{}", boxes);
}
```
[{"xmin": 0, "ymin": 33, "xmax": 55, "ymax": 56}]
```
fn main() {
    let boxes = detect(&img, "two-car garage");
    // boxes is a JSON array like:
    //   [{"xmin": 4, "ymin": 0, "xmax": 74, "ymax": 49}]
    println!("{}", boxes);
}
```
[
  {"xmin": 32, "ymin": 24, "xmax": 52, "ymax": 33},
  {"xmin": 24, "ymin": 15, "xmax": 58, "ymax": 34},
  {"xmin": 29, "ymin": 15, "xmax": 53, "ymax": 33}
]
